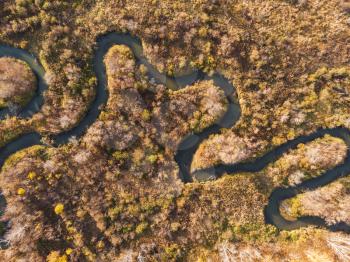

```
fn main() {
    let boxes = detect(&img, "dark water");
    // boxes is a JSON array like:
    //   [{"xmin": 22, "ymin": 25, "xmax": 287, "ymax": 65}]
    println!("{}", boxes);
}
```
[{"xmin": 0, "ymin": 33, "xmax": 349, "ymax": 239}]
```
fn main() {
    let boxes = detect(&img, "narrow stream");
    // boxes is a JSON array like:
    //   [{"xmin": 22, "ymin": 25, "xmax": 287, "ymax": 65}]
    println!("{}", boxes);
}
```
[{"xmin": 0, "ymin": 33, "xmax": 349, "ymax": 241}]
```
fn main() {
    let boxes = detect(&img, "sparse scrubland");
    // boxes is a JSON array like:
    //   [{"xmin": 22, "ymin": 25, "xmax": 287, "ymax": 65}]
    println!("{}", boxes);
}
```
[
  {"xmin": 264, "ymin": 135, "xmax": 348, "ymax": 187},
  {"xmin": 0, "ymin": 0, "xmax": 349, "ymax": 261},
  {"xmin": 281, "ymin": 176, "xmax": 350, "ymax": 226}
]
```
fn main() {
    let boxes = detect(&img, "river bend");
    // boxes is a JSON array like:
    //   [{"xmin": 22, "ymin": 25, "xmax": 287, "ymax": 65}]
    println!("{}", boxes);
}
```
[{"xmin": 0, "ymin": 33, "xmax": 349, "ymax": 239}]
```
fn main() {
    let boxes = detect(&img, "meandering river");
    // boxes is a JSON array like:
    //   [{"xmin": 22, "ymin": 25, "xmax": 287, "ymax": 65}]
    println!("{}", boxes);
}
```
[{"xmin": 0, "ymin": 33, "xmax": 349, "ymax": 241}]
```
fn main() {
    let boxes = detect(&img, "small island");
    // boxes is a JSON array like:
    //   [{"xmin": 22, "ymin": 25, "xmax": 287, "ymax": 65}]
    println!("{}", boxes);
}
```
[{"xmin": 0, "ymin": 57, "xmax": 36, "ymax": 108}]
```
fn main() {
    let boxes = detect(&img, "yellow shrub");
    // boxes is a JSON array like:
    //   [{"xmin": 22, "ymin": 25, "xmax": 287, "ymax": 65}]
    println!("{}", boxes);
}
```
[
  {"xmin": 46, "ymin": 251, "xmax": 67, "ymax": 262},
  {"xmin": 54, "ymin": 203, "xmax": 64, "ymax": 215},
  {"xmin": 28, "ymin": 171, "xmax": 37, "ymax": 180},
  {"xmin": 17, "ymin": 188, "xmax": 25, "ymax": 196}
]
